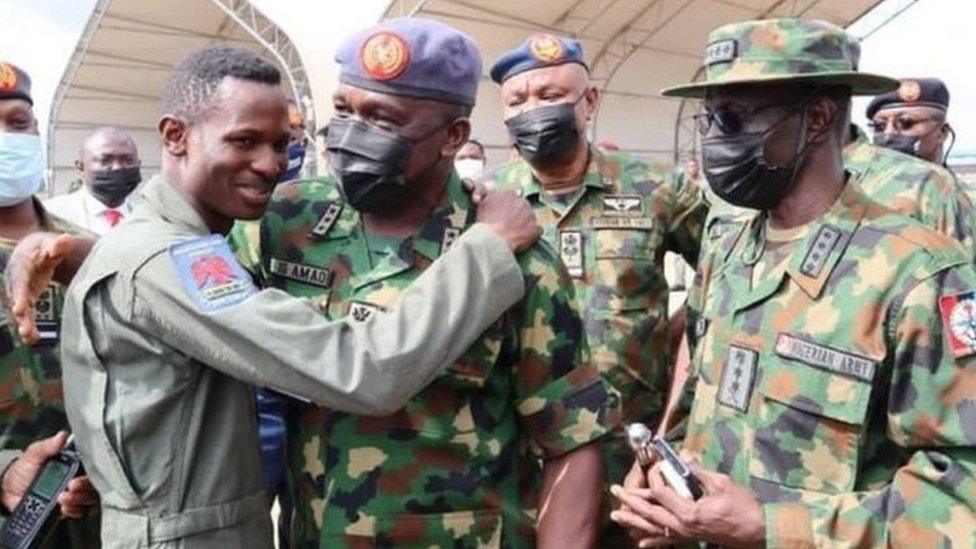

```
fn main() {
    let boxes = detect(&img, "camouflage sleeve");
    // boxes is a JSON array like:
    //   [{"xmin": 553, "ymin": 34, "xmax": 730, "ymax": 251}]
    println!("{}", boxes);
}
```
[
  {"xmin": 662, "ymin": 169, "xmax": 708, "ymax": 269},
  {"xmin": 919, "ymin": 173, "xmax": 976, "ymax": 264},
  {"xmin": 227, "ymin": 219, "xmax": 265, "ymax": 286},
  {"xmin": 764, "ymin": 262, "xmax": 976, "ymax": 547},
  {"xmin": 514, "ymin": 246, "xmax": 621, "ymax": 459}
]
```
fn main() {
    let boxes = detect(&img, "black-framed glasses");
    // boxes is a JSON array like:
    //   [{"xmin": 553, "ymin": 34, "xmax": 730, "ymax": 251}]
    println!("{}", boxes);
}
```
[
  {"xmin": 693, "ymin": 101, "xmax": 797, "ymax": 137},
  {"xmin": 868, "ymin": 115, "xmax": 943, "ymax": 134}
]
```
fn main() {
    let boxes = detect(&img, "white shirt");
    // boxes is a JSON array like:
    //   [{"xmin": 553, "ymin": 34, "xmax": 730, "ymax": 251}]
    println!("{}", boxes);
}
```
[{"xmin": 44, "ymin": 187, "xmax": 133, "ymax": 235}]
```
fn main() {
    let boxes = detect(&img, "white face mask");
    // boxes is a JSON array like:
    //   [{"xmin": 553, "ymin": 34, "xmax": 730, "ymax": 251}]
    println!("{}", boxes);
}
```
[
  {"xmin": 454, "ymin": 158, "xmax": 485, "ymax": 182},
  {"xmin": 0, "ymin": 133, "xmax": 44, "ymax": 206}
]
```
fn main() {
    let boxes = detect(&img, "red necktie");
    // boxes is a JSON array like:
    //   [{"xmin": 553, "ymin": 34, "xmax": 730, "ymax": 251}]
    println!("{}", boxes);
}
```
[{"xmin": 103, "ymin": 209, "xmax": 123, "ymax": 228}]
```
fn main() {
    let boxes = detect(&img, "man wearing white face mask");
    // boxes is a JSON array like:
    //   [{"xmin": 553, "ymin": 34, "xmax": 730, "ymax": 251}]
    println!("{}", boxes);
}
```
[
  {"xmin": 454, "ymin": 137, "xmax": 486, "ymax": 184},
  {"xmin": 0, "ymin": 61, "xmax": 100, "ymax": 547}
]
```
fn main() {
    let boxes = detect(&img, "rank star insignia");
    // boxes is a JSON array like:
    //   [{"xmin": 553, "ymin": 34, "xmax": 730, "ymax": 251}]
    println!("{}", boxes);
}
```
[
  {"xmin": 559, "ymin": 230, "xmax": 584, "ymax": 278},
  {"xmin": 529, "ymin": 34, "xmax": 564, "ymax": 63},
  {"xmin": 360, "ymin": 31, "xmax": 410, "ymax": 81},
  {"xmin": 311, "ymin": 202, "xmax": 343, "ymax": 237},
  {"xmin": 940, "ymin": 292, "xmax": 976, "ymax": 358},
  {"xmin": 718, "ymin": 345, "xmax": 756, "ymax": 412}
]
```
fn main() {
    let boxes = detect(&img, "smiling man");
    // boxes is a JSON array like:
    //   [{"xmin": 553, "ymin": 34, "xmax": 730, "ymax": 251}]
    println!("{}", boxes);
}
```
[{"xmin": 54, "ymin": 46, "xmax": 544, "ymax": 548}]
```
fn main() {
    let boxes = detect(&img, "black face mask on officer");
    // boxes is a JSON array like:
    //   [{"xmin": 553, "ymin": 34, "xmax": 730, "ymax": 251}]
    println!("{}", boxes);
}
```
[
  {"xmin": 89, "ymin": 167, "xmax": 141, "ymax": 208},
  {"xmin": 505, "ymin": 98, "xmax": 582, "ymax": 165},
  {"xmin": 326, "ymin": 117, "xmax": 447, "ymax": 214},
  {"xmin": 700, "ymin": 104, "xmax": 812, "ymax": 211}
]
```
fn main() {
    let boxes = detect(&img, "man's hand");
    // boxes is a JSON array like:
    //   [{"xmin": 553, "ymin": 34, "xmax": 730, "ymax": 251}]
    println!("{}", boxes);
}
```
[
  {"xmin": 474, "ymin": 189, "xmax": 541, "ymax": 252},
  {"xmin": 1, "ymin": 432, "xmax": 98, "ymax": 519},
  {"xmin": 610, "ymin": 460, "xmax": 765, "ymax": 548},
  {"xmin": 616, "ymin": 458, "xmax": 656, "ymax": 543},
  {"xmin": 4, "ymin": 232, "xmax": 75, "ymax": 345}
]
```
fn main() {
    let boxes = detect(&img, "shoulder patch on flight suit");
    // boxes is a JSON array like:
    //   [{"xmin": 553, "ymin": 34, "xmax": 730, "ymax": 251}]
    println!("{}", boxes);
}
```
[
  {"xmin": 348, "ymin": 301, "xmax": 383, "ymax": 322},
  {"xmin": 311, "ymin": 202, "xmax": 343, "ymax": 237},
  {"xmin": 800, "ymin": 225, "xmax": 841, "ymax": 277},
  {"xmin": 775, "ymin": 334, "xmax": 875, "ymax": 382},
  {"xmin": 939, "ymin": 292, "xmax": 976, "ymax": 358},
  {"xmin": 441, "ymin": 227, "xmax": 461, "ymax": 254},
  {"xmin": 268, "ymin": 258, "xmax": 334, "ymax": 289},
  {"xmin": 170, "ymin": 235, "xmax": 257, "ymax": 313},
  {"xmin": 718, "ymin": 345, "xmax": 757, "ymax": 412},
  {"xmin": 602, "ymin": 194, "xmax": 642, "ymax": 216},
  {"xmin": 559, "ymin": 230, "xmax": 584, "ymax": 278}
]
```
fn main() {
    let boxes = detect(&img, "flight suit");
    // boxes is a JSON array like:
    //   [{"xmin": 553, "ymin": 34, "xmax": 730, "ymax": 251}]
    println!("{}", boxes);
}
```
[{"xmin": 60, "ymin": 176, "xmax": 526, "ymax": 548}]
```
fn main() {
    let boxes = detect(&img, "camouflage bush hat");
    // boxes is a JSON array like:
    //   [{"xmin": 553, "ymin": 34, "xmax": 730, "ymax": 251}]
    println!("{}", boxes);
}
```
[{"xmin": 662, "ymin": 18, "xmax": 898, "ymax": 98}]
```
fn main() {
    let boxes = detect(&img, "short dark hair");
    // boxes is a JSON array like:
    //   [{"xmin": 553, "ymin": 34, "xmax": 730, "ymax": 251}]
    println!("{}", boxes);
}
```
[
  {"xmin": 161, "ymin": 46, "xmax": 281, "ymax": 122},
  {"xmin": 463, "ymin": 138, "xmax": 484, "ymax": 155}
]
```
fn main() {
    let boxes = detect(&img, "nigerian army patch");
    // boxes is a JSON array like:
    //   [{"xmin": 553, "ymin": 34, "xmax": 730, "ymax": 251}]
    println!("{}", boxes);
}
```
[
  {"xmin": 940, "ymin": 292, "xmax": 976, "ymax": 358},
  {"xmin": 170, "ymin": 235, "xmax": 257, "ymax": 313},
  {"xmin": 591, "ymin": 217, "xmax": 654, "ymax": 230},
  {"xmin": 775, "ymin": 334, "xmax": 875, "ymax": 382},
  {"xmin": 718, "ymin": 345, "xmax": 757, "ymax": 412}
]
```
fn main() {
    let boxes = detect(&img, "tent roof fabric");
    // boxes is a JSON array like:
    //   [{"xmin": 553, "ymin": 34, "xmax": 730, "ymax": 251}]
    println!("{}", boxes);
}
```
[
  {"xmin": 47, "ymin": 0, "xmax": 312, "ymax": 194},
  {"xmin": 383, "ymin": 0, "xmax": 885, "ymax": 164}
]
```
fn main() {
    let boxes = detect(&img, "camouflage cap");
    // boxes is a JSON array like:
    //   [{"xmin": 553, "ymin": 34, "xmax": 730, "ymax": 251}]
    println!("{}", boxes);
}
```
[{"xmin": 662, "ymin": 18, "xmax": 898, "ymax": 98}]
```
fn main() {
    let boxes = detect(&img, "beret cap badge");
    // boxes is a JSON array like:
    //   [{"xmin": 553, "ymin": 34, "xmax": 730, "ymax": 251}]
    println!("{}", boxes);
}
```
[
  {"xmin": 0, "ymin": 64, "xmax": 18, "ymax": 91},
  {"xmin": 529, "ymin": 34, "xmax": 565, "ymax": 63},
  {"xmin": 360, "ymin": 31, "xmax": 410, "ymax": 81},
  {"xmin": 898, "ymin": 80, "xmax": 921, "ymax": 103}
]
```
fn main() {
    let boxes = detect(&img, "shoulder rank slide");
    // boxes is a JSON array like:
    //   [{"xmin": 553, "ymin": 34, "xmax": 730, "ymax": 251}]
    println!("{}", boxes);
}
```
[
  {"xmin": 559, "ymin": 230, "xmax": 584, "ymax": 278},
  {"xmin": 170, "ymin": 235, "xmax": 257, "ymax": 313},
  {"xmin": 718, "ymin": 345, "xmax": 757, "ymax": 412}
]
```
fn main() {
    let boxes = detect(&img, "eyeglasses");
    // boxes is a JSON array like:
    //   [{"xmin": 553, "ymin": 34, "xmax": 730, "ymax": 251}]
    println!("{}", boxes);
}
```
[
  {"xmin": 868, "ymin": 115, "xmax": 943, "ymax": 134},
  {"xmin": 693, "ymin": 101, "xmax": 797, "ymax": 136}
]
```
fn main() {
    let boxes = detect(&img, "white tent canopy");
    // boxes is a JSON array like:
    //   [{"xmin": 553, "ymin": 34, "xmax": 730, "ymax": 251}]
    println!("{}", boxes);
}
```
[
  {"xmin": 47, "ymin": 0, "xmax": 314, "ymax": 195},
  {"xmin": 384, "ymin": 0, "xmax": 885, "ymax": 166}
]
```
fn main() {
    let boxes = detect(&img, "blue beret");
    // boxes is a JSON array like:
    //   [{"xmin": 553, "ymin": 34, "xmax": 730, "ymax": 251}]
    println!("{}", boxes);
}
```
[
  {"xmin": 866, "ymin": 77, "xmax": 949, "ymax": 119},
  {"xmin": 0, "ymin": 62, "xmax": 32, "ymax": 105},
  {"xmin": 490, "ymin": 34, "xmax": 587, "ymax": 84},
  {"xmin": 335, "ymin": 18, "xmax": 482, "ymax": 107}
]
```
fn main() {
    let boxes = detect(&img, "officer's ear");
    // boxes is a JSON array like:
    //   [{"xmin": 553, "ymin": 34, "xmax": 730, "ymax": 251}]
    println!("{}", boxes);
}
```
[
  {"xmin": 441, "ymin": 117, "xmax": 471, "ymax": 158},
  {"xmin": 582, "ymin": 85, "xmax": 600, "ymax": 123},
  {"xmin": 805, "ymin": 95, "xmax": 839, "ymax": 145},
  {"xmin": 159, "ymin": 115, "xmax": 189, "ymax": 157}
]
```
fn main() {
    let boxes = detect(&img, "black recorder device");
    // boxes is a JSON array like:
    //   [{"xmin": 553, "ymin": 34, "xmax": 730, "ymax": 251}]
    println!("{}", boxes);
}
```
[{"xmin": 0, "ymin": 439, "xmax": 82, "ymax": 549}]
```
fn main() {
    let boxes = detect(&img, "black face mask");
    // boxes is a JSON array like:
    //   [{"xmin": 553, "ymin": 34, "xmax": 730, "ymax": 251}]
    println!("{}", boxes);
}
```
[
  {"xmin": 326, "ymin": 118, "xmax": 417, "ymax": 214},
  {"xmin": 701, "ymin": 108, "xmax": 808, "ymax": 211},
  {"xmin": 872, "ymin": 133, "xmax": 920, "ymax": 157},
  {"xmin": 505, "ymin": 102, "xmax": 580, "ymax": 165},
  {"xmin": 89, "ymin": 167, "xmax": 141, "ymax": 208}
]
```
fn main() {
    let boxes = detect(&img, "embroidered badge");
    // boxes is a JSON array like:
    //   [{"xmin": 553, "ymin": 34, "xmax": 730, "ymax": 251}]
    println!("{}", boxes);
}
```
[
  {"xmin": 348, "ymin": 301, "xmax": 382, "ymax": 323},
  {"xmin": 0, "ymin": 63, "xmax": 17, "ymax": 91},
  {"xmin": 170, "ymin": 235, "xmax": 257, "ymax": 313},
  {"xmin": 940, "ymin": 292, "xmax": 976, "ymax": 358},
  {"xmin": 591, "ymin": 217, "xmax": 654, "ymax": 230},
  {"xmin": 268, "ymin": 258, "xmax": 333, "ymax": 289},
  {"xmin": 704, "ymin": 39, "xmax": 737, "ymax": 65},
  {"xmin": 559, "ymin": 230, "xmax": 584, "ymax": 278},
  {"xmin": 602, "ymin": 194, "xmax": 642, "ymax": 216},
  {"xmin": 34, "ymin": 285, "xmax": 59, "ymax": 344},
  {"xmin": 800, "ymin": 225, "xmax": 841, "ymax": 277},
  {"xmin": 898, "ymin": 80, "xmax": 921, "ymax": 103},
  {"xmin": 529, "ymin": 34, "xmax": 564, "ymax": 63},
  {"xmin": 360, "ymin": 31, "xmax": 410, "ymax": 81},
  {"xmin": 775, "ymin": 334, "xmax": 875, "ymax": 382},
  {"xmin": 718, "ymin": 345, "xmax": 757, "ymax": 412},
  {"xmin": 311, "ymin": 202, "xmax": 343, "ymax": 237},
  {"xmin": 441, "ymin": 227, "xmax": 461, "ymax": 255}
]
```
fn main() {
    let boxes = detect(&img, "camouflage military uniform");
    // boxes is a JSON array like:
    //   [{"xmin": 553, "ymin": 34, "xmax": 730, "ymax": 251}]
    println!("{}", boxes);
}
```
[
  {"xmin": 845, "ymin": 125, "xmax": 976, "ymax": 260},
  {"xmin": 487, "ymin": 148, "xmax": 706, "ymax": 483},
  {"xmin": 231, "ymin": 172, "xmax": 620, "ymax": 547},
  {"xmin": 0, "ymin": 200, "xmax": 97, "ymax": 547},
  {"xmin": 682, "ymin": 178, "xmax": 976, "ymax": 546}
]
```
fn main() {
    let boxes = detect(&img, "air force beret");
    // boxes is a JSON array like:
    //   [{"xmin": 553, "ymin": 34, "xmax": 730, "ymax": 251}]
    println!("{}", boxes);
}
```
[
  {"xmin": 0, "ymin": 62, "xmax": 32, "ymax": 105},
  {"xmin": 866, "ymin": 78, "xmax": 949, "ymax": 119},
  {"xmin": 490, "ymin": 34, "xmax": 587, "ymax": 84},
  {"xmin": 335, "ymin": 17, "xmax": 482, "ymax": 107}
]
